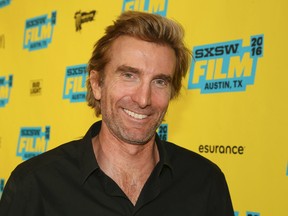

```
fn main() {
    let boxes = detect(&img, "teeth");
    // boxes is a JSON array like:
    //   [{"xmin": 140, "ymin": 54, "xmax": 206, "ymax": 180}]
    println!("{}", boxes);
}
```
[{"xmin": 124, "ymin": 109, "xmax": 148, "ymax": 120}]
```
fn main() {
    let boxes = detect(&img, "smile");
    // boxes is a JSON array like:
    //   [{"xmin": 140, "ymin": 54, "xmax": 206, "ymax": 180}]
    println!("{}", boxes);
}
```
[{"xmin": 124, "ymin": 109, "xmax": 148, "ymax": 120}]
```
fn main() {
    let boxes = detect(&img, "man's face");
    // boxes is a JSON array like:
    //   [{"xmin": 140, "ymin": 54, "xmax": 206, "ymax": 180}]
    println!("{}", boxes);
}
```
[{"xmin": 92, "ymin": 36, "xmax": 176, "ymax": 145}]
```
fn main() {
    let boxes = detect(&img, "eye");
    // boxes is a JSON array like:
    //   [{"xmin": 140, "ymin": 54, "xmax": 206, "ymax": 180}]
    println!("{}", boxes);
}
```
[
  {"xmin": 153, "ymin": 79, "xmax": 168, "ymax": 87},
  {"xmin": 122, "ymin": 72, "xmax": 134, "ymax": 79}
]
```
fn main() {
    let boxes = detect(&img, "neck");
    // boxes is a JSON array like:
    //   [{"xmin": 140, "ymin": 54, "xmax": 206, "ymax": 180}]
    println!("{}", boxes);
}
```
[
  {"xmin": 91, "ymin": 127, "xmax": 159, "ymax": 205},
  {"xmin": 92, "ymin": 132, "xmax": 159, "ymax": 175}
]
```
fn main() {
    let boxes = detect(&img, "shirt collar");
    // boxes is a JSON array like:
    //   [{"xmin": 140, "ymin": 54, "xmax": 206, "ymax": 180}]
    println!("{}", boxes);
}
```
[
  {"xmin": 80, "ymin": 121, "xmax": 101, "ymax": 184},
  {"xmin": 80, "ymin": 121, "xmax": 174, "ymax": 184},
  {"xmin": 155, "ymin": 133, "xmax": 174, "ymax": 175}
]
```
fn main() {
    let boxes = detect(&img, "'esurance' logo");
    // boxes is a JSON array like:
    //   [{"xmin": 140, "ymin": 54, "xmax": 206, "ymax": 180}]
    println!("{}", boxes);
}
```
[
  {"xmin": 63, "ymin": 64, "xmax": 87, "ymax": 103},
  {"xmin": 122, "ymin": 0, "xmax": 168, "ymax": 16},
  {"xmin": 17, "ymin": 126, "xmax": 50, "ymax": 160},
  {"xmin": 23, "ymin": 11, "xmax": 57, "ymax": 51},
  {"xmin": 0, "ymin": 75, "xmax": 13, "ymax": 107},
  {"xmin": 188, "ymin": 35, "xmax": 264, "ymax": 93}
]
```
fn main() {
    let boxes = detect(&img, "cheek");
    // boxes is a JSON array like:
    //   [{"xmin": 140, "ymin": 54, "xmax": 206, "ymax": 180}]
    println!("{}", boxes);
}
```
[
  {"xmin": 151, "ymin": 91, "xmax": 170, "ymax": 109},
  {"xmin": 102, "ymin": 82, "xmax": 129, "ymax": 104}
]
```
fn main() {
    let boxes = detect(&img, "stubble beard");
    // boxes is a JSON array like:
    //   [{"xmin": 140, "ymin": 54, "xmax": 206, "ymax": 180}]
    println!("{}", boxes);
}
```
[{"xmin": 102, "ymin": 108, "xmax": 167, "ymax": 145}]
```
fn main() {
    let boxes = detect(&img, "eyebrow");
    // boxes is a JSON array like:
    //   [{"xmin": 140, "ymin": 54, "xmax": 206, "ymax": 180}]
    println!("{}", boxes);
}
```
[
  {"xmin": 116, "ymin": 65, "xmax": 140, "ymax": 74},
  {"xmin": 116, "ymin": 65, "xmax": 173, "ymax": 82},
  {"xmin": 154, "ymin": 74, "xmax": 172, "ymax": 83}
]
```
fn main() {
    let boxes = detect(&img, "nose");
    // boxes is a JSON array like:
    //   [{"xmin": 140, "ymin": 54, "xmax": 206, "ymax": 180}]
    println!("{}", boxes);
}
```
[{"xmin": 131, "ymin": 82, "xmax": 151, "ymax": 108}]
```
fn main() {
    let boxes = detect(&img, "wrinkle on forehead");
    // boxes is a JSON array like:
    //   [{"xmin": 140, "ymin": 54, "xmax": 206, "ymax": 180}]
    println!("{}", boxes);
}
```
[{"xmin": 108, "ymin": 35, "xmax": 176, "ymax": 78}]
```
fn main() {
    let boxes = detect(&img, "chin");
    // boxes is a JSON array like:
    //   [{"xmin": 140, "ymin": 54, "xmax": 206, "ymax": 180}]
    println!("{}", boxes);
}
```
[{"xmin": 121, "ymin": 133, "xmax": 154, "ymax": 145}]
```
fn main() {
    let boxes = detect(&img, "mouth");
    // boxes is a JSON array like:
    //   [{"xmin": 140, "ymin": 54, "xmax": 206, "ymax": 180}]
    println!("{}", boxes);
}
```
[{"xmin": 123, "ymin": 109, "xmax": 148, "ymax": 120}]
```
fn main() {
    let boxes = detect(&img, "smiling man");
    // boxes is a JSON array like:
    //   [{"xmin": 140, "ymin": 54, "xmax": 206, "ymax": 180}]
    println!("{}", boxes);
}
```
[
  {"xmin": 0, "ymin": 11, "xmax": 234, "ymax": 216},
  {"xmin": 89, "ymin": 35, "xmax": 176, "ymax": 205}
]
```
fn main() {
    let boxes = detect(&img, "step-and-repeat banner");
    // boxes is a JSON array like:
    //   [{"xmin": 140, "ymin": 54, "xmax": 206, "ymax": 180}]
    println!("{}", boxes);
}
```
[{"xmin": 0, "ymin": 0, "xmax": 287, "ymax": 215}]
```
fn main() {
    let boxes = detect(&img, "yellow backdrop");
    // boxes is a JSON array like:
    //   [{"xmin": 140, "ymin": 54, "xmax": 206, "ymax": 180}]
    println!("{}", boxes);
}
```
[{"xmin": 0, "ymin": 0, "xmax": 287, "ymax": 215}]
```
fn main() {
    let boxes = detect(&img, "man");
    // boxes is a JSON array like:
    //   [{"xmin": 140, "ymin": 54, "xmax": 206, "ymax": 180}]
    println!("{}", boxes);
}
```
[{"xmin": 0, "ymin": 11, "xmax": 234, "ymax": 215}]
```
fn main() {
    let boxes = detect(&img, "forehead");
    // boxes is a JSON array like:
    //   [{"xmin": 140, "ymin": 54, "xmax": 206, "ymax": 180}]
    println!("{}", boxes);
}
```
[{"xmin": 107, "ymin": 36, "xmax": 176, "ymax": 76}]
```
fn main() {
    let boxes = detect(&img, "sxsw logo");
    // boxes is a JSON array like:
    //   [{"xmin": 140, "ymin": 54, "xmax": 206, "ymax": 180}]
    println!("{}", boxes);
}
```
[
  {"xmin": 17, "ymin": 126, "xmax": 50, "ymax": 160},
  {"xmin": 0, "ymin": 74, "xmax": 13, "ymax": 107},
  {"xmin": 23, "ymin": 11, "xmax": 57, "ymax": 51},
  {"xmin": 246, "ymin": 212, "xmax": 260, "ymax": 216},
  {"xmin": 188, "ymin": 35, "xmax": 264, "ymax": 93},
  {"xmin": 122, "ymin": 0, "xmax": 168, "ymax": 16},
  {"xmin": 157, "ymin": 123, "xmax": 168, "ymax": 141},
  {"xmin": 0, "ymin": 178, "xmax": 4, "ymax": 198},
  {"xmin": 234, "ymin": 211, "xmax": 260, "ymax": 216},
  {"xmin": 63, "ymin": 64, "xmax": 87, "ymax": 102},
  {"xmin": 0, "ymin": 0, "xmax": 10, "ymax": 8}
]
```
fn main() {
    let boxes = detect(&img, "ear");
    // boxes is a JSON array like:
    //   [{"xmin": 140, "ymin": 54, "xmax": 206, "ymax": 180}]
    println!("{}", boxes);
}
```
[{"xmin": 89, "ymin": 70, "xmax": 102, "ymax": 100}]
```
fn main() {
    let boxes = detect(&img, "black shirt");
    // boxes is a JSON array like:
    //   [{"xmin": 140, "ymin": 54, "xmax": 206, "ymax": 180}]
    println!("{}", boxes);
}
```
[{"xmin": 0, "ymin": 121, "xmax": 234, "ymax": 216}]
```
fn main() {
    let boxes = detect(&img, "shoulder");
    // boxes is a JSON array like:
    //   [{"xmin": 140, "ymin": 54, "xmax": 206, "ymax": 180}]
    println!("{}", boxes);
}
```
[
  {"xmin": 11, "ymin": 139, "xmax": 83, "ymax": 181},
  {"xmin": 163, "ymin": 141, "xmax": 223, "ymax": 177}
]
